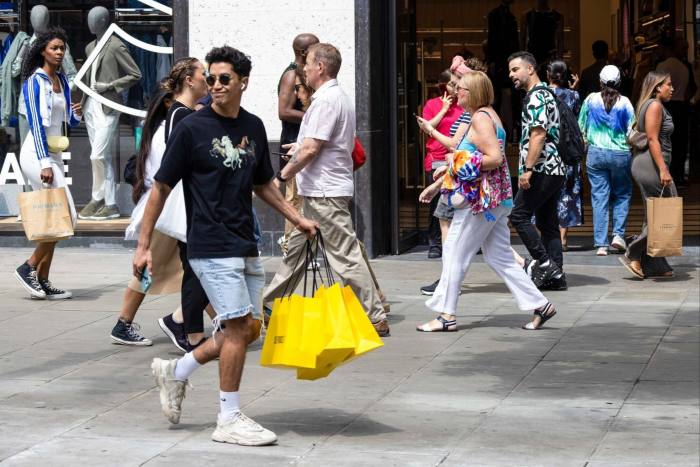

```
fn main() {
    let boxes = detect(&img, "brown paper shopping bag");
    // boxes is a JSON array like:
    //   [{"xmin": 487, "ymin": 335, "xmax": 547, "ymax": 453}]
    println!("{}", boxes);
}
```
[
  {"xmin": 647, "ymin": 191, "xmax": 683, "ymax": 257},
  {"xmin": 18, "ymin": 188, "xmax": 74, "ymax": 242}
]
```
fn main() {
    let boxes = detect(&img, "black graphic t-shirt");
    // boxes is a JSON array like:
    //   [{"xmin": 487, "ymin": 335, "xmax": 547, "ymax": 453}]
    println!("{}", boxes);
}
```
[{"xmin": 155, "ymin": 105, "xmax": 274, "ymax": 259}]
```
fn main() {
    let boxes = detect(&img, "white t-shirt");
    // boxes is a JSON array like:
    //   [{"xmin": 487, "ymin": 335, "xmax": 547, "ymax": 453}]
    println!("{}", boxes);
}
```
[
  {"xmin": 295, "ymin": 79, "xmax": 355, "ymax": 198},
  {"xmin": 656, "ymin": 57, "xmax": 690, "ymax": 101}
]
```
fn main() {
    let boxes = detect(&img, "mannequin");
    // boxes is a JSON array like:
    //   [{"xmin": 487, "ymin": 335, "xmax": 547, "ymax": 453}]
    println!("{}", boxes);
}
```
[
  {"xmin": 7, "ymin": 6, "xmax": 78, "ymax": 142},
  {"xmin": 521, "ymin": 0, "xmax": 564, "ymax": 67},
  {"xmin": 78, "ymin": 6, "xmax": 141, "ymax": 221}
]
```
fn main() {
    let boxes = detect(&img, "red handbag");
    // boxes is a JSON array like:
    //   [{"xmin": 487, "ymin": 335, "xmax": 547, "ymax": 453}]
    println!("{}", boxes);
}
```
[{"xmin": 352, "ymin": 137, "xmax": 366, "ymax": 171}]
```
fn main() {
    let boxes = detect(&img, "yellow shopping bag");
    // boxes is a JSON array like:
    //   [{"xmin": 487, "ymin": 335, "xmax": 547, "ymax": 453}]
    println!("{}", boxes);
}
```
[
  {"xmin": 259, "ymin": 295, "xmax": 319, "ymax": 369},
  {"xmin": 296, "ymin": 284, "xmax": 383, "ymax": 380}
]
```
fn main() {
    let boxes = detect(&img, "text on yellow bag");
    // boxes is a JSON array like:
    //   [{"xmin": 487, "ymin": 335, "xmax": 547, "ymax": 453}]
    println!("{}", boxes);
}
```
[{"xmin": 17, "ymin": 188, "xmax": 74, "ymax": 242}]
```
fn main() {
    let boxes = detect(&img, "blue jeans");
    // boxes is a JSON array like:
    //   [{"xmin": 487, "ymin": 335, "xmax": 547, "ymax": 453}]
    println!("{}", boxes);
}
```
[{"xmin": 586, "ymin": 146, "xmax": 632, "ymax": 247}]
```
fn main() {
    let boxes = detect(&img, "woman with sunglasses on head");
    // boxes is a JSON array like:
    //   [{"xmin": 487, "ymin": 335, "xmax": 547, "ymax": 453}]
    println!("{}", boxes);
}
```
[
  {"xmin": 416, "ymin": 71, "xmax": 556, "ymax": 332},
  {"xmin": 14, "ymin": 28, "xmax": 82, "ymax": 300},
  {"xmin": 620, "ymin": 71, "xmax": 676, "ymax": 279}
]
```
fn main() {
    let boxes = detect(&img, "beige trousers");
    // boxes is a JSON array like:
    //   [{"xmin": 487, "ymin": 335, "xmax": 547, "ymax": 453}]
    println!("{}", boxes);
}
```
[
  {"xmin": 264, "ymin": 196, "xmax": 386, "ymax": 323},
  {"xmin": 282, "ymin": 177, "xmax": 302, "ymax": 249}
]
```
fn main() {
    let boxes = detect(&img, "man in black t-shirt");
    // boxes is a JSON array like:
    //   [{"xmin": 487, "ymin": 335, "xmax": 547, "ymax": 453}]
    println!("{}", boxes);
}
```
[{"xmin": 133, "ymin": 46, "xmax": 317, "ymax": 446}]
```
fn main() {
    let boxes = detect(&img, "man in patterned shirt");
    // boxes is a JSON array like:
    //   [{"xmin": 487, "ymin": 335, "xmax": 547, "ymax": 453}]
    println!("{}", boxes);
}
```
[{"xmin": 507, "ymin": 51, "xmax": 567, "ymax": 290}]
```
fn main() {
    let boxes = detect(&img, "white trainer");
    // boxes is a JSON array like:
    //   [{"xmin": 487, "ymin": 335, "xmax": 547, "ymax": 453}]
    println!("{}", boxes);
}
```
[
  {"xmin": 596, "ymin": 247, "xmax": 609, "ymax": 256},
  {"xmin": 151, "ymin": 358, "xmax": 187, "ymax": 424},
  {"xmin": 611, "ymin": 235, "xmax": 627, "ymax": 252},
  {"xmin": 212, "ymin": 412, "xmax": 278, "ymax": 446}
]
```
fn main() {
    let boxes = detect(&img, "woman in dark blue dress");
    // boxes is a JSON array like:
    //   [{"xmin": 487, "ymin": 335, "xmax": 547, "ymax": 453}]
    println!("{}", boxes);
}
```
[{"xmin": 547, "ymin": 60, "xmax": 583, "ymax": 250}]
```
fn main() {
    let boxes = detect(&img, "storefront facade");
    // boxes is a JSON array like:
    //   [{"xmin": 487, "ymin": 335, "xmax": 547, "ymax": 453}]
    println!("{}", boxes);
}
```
[{"xmin": 1, "ymin": 0, "xmax": 696, "ymax": 254}]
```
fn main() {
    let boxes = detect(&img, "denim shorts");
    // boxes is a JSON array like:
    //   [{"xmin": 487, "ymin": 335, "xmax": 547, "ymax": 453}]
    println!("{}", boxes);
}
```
[
  {"xmin": 433, "ymin": 196, "xmax": 455, "ymax": 220},
  {"xmin": 189, "ymin": 256, "xmax": 265, "ymax": 328}
]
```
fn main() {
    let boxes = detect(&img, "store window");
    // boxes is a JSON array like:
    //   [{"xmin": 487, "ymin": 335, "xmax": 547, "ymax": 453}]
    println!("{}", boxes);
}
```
[{"xmin": 0, "ymin": 0, "xmax": 173, "ymax": 216}]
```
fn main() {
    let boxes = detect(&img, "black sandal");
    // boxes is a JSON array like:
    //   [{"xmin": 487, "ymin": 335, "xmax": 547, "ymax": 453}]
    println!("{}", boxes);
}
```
[
  {"xmin": 522, "ymin": 302, "xmax": 556, "ymax": 330},
  {"xmin": 417, "ymin": 315, "xmax": 457, "ymax": 332}
]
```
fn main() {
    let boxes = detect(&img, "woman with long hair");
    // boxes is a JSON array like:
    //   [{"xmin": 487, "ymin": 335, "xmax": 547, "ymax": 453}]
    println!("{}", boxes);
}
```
[
  {"xmin": 578, "ymin": 65, "xmax": 636, "ymax": 256},
  {"xmin": 109, "ymin": 57, "xmax": 208, "ymax": 346},
  {"xmin": 620, "ymin": 71, "xmax": 676, "ymax": 279},
  {"xmin": 416, "ymin": 71, "xmax": 556, "ymax": 332},
  {"xmin": 547, "ymin": 60, "xmax": 583, "ymax": 252},
  {"xmin": 14, "ymin": 28, "xmax": 82, "ymax": 300}
]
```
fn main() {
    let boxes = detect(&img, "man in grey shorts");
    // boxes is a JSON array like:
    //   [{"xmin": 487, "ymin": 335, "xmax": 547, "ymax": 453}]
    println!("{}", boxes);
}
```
[{"xmin": 133, "ymin": 45, "xmax": 317, "ymax": 446}]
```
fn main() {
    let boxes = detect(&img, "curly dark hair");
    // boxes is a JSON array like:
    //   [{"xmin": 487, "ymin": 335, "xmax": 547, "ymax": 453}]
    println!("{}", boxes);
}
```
[
  {"xmin": 205, "ymin": 45, "xmax": 252, "ymax": 77},
  {"xmin": 21, "ymin": 27, "xmax": 68, "ymax": 82}
]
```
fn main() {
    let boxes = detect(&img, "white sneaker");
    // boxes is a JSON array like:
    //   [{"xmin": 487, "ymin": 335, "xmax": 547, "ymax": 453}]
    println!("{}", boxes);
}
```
[
  {"xmin": 151, "ymin": 358, "xmax": 187, "ymax": 424},
  {"xmin": 611, "ymin": 235, "xmax": 627, "ymax": 252},
  {"xmin": 212, "ymin": 412, "xmax": 277, "ymax": 446},
  {"xmin": 596, "ymin": 247, "xmax": 609, "ymax": 256}
]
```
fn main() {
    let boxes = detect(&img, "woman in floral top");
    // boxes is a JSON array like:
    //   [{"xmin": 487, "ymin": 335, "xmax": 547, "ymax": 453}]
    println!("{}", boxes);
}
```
[
  {"xmin": 547, "ymin": 60, "xmax": 583, "ymax": 251},
  {"xmin": 415, "ymin": 71, "xmax": 555, "ymax": 332}
]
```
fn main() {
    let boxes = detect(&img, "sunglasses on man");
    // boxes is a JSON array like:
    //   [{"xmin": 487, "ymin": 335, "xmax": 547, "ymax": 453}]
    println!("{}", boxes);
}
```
[{"xmin": 205, "ymin": 73, "xmax": 233, "ymax": 86}]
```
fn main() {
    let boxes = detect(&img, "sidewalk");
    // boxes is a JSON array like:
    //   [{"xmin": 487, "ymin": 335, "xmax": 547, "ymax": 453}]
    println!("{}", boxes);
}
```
[{"xmin": 0, "ymin": 247, "xmax": 698, "ymax": 466}]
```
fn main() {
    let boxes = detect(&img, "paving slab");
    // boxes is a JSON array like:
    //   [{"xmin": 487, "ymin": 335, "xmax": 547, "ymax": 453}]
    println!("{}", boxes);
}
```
[{"xmin": 0, "ymin": 247, "xmax": 697, "ymax": 465}]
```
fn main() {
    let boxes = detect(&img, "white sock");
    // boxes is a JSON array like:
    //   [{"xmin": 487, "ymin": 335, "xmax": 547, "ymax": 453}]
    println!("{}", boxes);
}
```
[
  {"xmin": 219, "ymin": 391, "xmax": 240, "ymax": 421},
  {"xmin": 172, "ymin": 306, "xmax": 184, "ymax": 324},
  {"xmin": 173, "ymin": 352, "xmax": 200, "ymax": 381}
]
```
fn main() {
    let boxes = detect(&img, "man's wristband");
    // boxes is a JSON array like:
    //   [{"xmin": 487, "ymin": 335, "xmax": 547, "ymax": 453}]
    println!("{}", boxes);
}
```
[
  {"xmin": 275, "ymin": 171, "xmax": 288, "ymax": 183},
  {"xmin": 524, "ymin": 167, "xmax": 533, "ymax": 172}
]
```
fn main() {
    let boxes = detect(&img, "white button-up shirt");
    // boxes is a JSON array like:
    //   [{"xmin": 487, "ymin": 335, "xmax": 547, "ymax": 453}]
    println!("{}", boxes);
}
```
[{"xmin": 295, "ymin": 79, "xmax": 355, "ymax": 198}]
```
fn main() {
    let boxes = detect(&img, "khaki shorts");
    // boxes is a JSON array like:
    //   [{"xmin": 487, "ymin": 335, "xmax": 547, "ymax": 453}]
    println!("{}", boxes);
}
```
[{"xmin": 127, "ymin": 229, "xmax": 183, "ymax": 295}]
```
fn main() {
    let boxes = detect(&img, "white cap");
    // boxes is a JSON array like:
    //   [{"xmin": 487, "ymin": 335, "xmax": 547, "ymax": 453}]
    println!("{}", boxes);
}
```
[{"xmin": 599, "ymin": 65, "xmax": 621, "ymax": 86}]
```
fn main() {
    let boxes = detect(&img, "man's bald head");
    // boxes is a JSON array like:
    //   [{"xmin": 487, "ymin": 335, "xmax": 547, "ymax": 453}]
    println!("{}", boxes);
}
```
[{"xmin": 293, "ymin": 33, "xmax": 320, "ymax": 58}]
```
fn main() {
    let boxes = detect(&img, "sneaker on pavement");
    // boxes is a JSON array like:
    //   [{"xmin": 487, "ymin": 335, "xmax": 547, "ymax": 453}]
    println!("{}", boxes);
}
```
[
  {"xmin": 111, "ymin": 320, "xmax": 153, "ymax": 346},
  {"xmin": 78, "ymin": 199, "xmax": 105, "ymax": 220},
  {"xmin": 39, "ymin": 278, "xmax": 72, "ymax": 300},
  {"xmin": 522, "ymin": 257, "xmax": 536, "ymax": 277},
  {"xmin": 373, "ymin": 318, "xmax": 390, "ymax": 337},
  {"xmin": 596, "ymin": 247, "xmax": 609, "ymax": 256},
  {"xmin": 427, "ymin": 246, "xmax": 442, "ymax": 259},
  {"xmin": 14, "ymin": 262, "xmax": 46, "ymax": 299},
  {"xmin": 610, "ymin": 235, "xmax": 627, "ymax": 252},
  {"xmin": 158, "ymin": 314, "xmax": 188, "ymax": 352},
  {"xmin": 540, "ymin": 274, "xmax": 568, "ymax": 291},
  {"xmin": 420, "ymin": 279, "xmax": 440, "ymax": 296},
  {"xmin": 530, "ymin": 260, "xmax": 562, "ymax": 288},
  {"xmin": 212, "ymin": 412, "xmax": 277, "ymax": 446},
  {"xmin": 151, "ymin": 358, "xmax": 187, "ymax": 424},
  {"xmin": 91, "ymin": 204, "xmax": 120, "ymax": 220}
]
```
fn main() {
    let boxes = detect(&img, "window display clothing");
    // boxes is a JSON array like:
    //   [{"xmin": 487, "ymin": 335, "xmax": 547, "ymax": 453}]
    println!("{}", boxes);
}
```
[
  {"xmin": 20, "ymin": 68, "xmax": 81, "ymax": 223},
  {"xmin": 487, "ymin": 2, "xmax": 520, "ymax": 88},
  {"xmin": 522, "ymin": 8, "xmax": 563, "ymax": 66},
  {"xmin": 82, "ymin": 35, "xmax": 141, "ymax": 206},
  {"xmin": 0, "ymin": 30, "xmax": 28, "ymax": 127}
]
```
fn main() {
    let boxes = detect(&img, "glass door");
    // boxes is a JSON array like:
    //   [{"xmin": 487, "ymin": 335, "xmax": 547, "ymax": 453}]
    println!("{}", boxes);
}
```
[{"xmin": 390, "ymin": 0, "xmax": 424, "ymax": 254}]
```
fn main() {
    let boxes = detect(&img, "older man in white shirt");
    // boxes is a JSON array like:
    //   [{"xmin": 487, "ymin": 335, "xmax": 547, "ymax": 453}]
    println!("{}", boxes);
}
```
[{"xmin": 264, "ymin": 43, "xmax": 389, "ymax": 336}]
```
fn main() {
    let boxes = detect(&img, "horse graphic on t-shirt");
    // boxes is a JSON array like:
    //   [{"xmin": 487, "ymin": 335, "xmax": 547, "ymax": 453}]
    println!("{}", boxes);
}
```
[{"xmin": 209, "ymin": 136, "xmax": 256, "ymax": 171}]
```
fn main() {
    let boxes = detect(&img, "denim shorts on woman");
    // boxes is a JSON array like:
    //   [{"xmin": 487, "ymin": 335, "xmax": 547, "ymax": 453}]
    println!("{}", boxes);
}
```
[
  {"xmin": 188, "ymin": 256, "xmax": 265, "ymax": 328},
  {"xmin": 433, "ymin": 196, "xmax": 455, "ymax": 220}
]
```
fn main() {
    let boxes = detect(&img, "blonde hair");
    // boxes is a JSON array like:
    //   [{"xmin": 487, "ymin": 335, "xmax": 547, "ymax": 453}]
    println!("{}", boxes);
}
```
[
  {"xmin": 636, "ymin": 71, "xmax": 670, "ymax": 120},
  {"xmin": 459, "ymin": 71, "xmax": 494, "ymax": 109},
  {"xmin": 161, "ymin": 57, "xmax": 200, "ymax": 95}
]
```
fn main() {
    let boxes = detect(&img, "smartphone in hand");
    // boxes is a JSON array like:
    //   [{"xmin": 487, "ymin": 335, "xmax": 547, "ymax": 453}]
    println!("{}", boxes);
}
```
[{"xmin": 140, "ymin": 268, "xmax": 152, "ymax": 293}]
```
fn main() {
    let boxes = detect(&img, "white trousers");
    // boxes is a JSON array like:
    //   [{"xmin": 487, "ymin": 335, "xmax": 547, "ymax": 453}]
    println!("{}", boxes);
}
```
[
  {"xmin": 426, "ymin": 205, "xmax": 548, "ymax": 315},
  {"xmin": 19, "ymin": 150, "xmax": 77, "ymax": 226},
  {"xmin": 84, "ymin": 97, "xmax": 120, "ymax": 206}
]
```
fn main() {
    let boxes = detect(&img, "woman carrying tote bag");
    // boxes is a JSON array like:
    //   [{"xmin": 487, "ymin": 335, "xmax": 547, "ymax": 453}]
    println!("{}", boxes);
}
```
[
  {"xmin": 14, "ymin": 28, "xmax": 81, "ymax": 300},
  {"xmin": 620, "ymin": 71, "xmax": 678, "ymax": 279}
]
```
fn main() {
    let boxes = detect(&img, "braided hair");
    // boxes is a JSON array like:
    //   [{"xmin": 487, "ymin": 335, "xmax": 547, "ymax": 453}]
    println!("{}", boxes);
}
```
[{"xmin": 160, "ymin": 57, "xmax": 200, "ymax": 95}]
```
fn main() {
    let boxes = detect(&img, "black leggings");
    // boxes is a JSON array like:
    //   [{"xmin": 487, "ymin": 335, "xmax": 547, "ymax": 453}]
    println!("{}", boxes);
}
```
[{"xmin": 177, "ymin": 241, "xmax": 210, "ymax": 334}]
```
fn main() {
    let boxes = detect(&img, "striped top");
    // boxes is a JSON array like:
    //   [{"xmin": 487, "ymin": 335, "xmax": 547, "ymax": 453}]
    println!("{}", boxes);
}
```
[{"xmin": 450, "ymin": 111, "xmax": 471, "ymax": 137}]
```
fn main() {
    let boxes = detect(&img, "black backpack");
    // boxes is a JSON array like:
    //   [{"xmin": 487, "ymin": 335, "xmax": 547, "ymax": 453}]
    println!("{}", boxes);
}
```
[{"xmin": 526, "ymin": 86, "xmax": 585, "ymax": 166}]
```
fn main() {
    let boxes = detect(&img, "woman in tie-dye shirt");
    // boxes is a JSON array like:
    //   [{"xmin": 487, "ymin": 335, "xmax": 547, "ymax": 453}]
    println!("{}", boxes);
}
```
[{"xmin": 578, "ymin": 65, "xmax": 635, "ymax": 257}]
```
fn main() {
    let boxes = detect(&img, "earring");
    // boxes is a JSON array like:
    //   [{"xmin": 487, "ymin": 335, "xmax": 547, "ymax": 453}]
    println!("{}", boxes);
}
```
[{"xmin": 241, "ymin": 84, "xmax": 245, "ymax": 90}]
